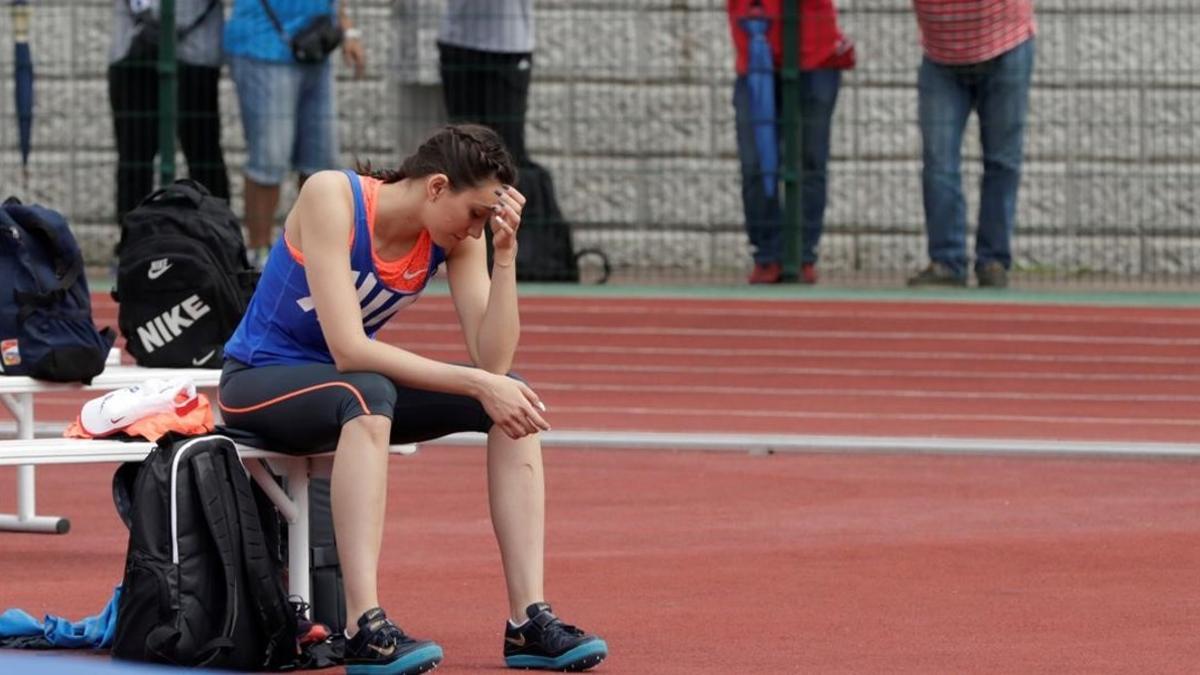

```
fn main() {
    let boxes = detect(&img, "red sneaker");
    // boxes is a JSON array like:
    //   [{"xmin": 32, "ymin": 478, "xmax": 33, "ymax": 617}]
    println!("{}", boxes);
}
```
[
  {"xmin": 801, "ymin": 262, "xmax": 818, "ymax": 285},
  {"xmin": 748, "ymin": 262, "xmax": 782, "ymax": 284}
]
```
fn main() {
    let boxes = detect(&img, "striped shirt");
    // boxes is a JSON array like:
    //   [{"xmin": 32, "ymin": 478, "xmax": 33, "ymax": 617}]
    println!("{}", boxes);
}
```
[{"xmin": 913, "ymin": 0, "xmax": 1035, "ymax": 65}]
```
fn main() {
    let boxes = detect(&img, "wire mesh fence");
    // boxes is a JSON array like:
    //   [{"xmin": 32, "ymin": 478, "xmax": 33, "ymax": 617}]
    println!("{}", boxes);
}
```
[{"xmin": 0, "ymin": 0, "xmax": 1197, "ymax": 289}]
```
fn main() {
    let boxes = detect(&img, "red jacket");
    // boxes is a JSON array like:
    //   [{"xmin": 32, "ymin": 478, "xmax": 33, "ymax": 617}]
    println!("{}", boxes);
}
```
[{"xmin": 728, "ymin": 0, "xmax": 856, "ymax": 74}]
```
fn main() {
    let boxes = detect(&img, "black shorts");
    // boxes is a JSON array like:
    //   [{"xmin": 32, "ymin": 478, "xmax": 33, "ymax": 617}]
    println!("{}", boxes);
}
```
[{"xmin": 218, "ymin": 359, "xmax": 495, "ymax": 454}]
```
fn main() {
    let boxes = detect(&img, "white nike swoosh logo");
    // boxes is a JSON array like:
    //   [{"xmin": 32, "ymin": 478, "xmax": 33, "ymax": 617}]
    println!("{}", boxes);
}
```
[
  {"xmin": 403, "ymin": 268, "xmax": 424, "ymax": 280},
  {"xmin": 191, "ymin": 350, "xmax": 216, "ymax": 366},
  {"xmin": 147, "ymin": 264, "xmax": 172, "ymax": 280}
]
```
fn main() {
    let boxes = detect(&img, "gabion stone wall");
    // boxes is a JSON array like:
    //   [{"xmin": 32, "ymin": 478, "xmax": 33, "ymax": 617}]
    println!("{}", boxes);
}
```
[{"xmin": 2, "ymin": 0, "xmax": 1197, "ymax": 280}]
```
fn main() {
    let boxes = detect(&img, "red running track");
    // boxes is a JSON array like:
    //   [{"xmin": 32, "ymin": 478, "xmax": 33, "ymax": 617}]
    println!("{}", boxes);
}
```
[
  {"xmin": 1, "ymin": 295, "xmax": 1198, "ymax": 672},
  {"xmin": 29, "ymin": 295, "xmax": 1200, "ymax": 444},
  {"xmin": 1, "ymin": 447, "xmax": 1198, "ymax": 673}
]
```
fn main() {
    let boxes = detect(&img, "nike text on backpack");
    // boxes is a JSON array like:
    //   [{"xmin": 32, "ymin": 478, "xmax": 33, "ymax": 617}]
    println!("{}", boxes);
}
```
[
  {"xmin": 114, "ymin": 179, "xmax": 258, "ymax": 368},
  {"xmin": 0, "ymin": 197, "xmax": 116, "ymax": 382},
  {"xmin": 111, "ymin": 434, "xmax": 298, "ymax": 670}
]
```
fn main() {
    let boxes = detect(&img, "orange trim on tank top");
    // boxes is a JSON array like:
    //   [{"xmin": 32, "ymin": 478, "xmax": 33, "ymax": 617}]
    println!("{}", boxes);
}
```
[{"xmin": 282, "ymin": 175, "xmax": 430, "ymax": 293}]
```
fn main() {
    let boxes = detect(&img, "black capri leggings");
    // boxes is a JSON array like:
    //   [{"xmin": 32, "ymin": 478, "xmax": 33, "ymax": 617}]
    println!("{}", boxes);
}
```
[{"xmin": 218, "ymin": 360, "xmax": 496, "ymax": 454}]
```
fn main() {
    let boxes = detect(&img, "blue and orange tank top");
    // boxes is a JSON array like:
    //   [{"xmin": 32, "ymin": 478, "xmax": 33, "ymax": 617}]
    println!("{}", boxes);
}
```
[{"xmin": 224, "ymin": 170, "xmax": 447, "ymax": 366}]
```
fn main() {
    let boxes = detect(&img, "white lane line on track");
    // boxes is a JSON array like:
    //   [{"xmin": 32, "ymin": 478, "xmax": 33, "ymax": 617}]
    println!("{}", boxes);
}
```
[
  {"xmin": 533, "ymin": 382, "xmax": 1200, "ymax": 403},
  {"xmin": 421, "ymin": 430, "xmax": 1200, "ymax": 457},
  {"xmin": 387, "ymin": 323, "xmax": 1200, "ymax": 346},
  {"xmin": 409, "ymin": 302, "xmax": 1200, "ymax": 327},
  {"xmin": 509, "ymin": 362, "xmax": 1200, "ymax": 383},
  {"xmin": 389, "ymin": 341, "xmax": 1200, "ymax": 366},
  {"xmin": 553, "ymin": 405, "xmax": 1200, "ymax": 428}
]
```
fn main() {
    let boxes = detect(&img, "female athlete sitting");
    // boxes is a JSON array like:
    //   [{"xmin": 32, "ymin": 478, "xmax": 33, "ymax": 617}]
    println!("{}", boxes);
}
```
[{"xmin": 218, "ymin": 124, "xmax": 607, "ymax": 674}]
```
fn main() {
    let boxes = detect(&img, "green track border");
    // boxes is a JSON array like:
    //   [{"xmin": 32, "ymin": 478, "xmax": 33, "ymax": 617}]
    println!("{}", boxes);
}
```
[
  {"xmin": 457, "ymin": 282, "xmax": 1200, "ymax": 308},
  {"xmin": 88, "ymin": 276, "xmax": 1199, "ymax": 308}
]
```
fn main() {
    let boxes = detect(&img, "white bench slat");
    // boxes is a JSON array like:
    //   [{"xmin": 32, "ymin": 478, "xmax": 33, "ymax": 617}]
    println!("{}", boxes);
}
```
[
  {"xmin": 0, "ymin": 366, "xmax": 222, "ymax": 395},
  {"xmin": 0, "ymin": 438, "xmax": 415, "ymax": 466}
]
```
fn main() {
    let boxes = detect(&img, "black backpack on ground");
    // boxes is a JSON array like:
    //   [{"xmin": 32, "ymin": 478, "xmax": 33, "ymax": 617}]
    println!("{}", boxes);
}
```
[
  {"xmin": 111, "ymin": 434, "xmax": 297, "ymax": 670},
  {"xmin": 505, "ymin": 161, "xmax": 609, "ymax": 284},
  {"xmin": 114, "ymin": 180, "xmax": 258, "ymax": 368},
  {"xmin": 0, "ymin": 197, "xmax": 116, "ymax": 382}
]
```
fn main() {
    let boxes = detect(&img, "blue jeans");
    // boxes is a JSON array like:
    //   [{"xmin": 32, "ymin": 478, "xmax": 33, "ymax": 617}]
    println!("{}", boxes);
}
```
[
  {"xmin": 228, "ymin": 56, "xmax": 339, "ymax": 185},
  {"xmin": 919, "ymin": 38, "xmax": 1035, "ymax": 278},
  {"xmin": 733, "ymin": 70, "xmax": 841, "ymax": 265}
]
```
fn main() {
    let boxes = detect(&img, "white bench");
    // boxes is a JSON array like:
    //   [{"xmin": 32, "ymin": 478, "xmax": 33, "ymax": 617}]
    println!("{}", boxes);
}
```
[
  {"xmin": 0, "ymin": 437, "xmax": 416, "ymax": 607},
  {"xmin": 0, "ymin": 359, "xmax": 224, "ymax": 533}
]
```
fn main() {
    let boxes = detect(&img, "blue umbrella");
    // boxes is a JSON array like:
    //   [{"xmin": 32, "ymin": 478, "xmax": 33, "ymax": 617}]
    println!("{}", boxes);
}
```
[
  {"xmin": 11, "ymin": 0, "xmax": 34, "ymax": 188},
  {"xmin": 739, "ymin": 10, "xmax": 777, "ymax": 200}
]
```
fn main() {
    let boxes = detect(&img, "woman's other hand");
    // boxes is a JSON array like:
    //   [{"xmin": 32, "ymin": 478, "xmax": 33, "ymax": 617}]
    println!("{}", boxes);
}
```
[{"xmin": 478, "ymin": 372, "xmax": 549, "ymax": 439}]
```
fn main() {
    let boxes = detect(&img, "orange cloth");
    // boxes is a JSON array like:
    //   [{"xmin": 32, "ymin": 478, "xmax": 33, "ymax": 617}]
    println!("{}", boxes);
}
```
[
  {"xmin": 282, "ymin": 174, "xmax": 434, "ymax": 291},
  {"xmin": 65, "ymin": 393, "xmax": 215, "ymax": 442}
]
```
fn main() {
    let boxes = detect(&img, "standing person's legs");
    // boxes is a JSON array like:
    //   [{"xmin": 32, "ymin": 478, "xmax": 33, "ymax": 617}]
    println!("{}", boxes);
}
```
[
  {"xmin": 798, "ymin": 69, "xmax": 842, "ymax": 268},
  {"xmin": 733, "ymin": 76, "xmax": 784, "ymax": 275},
  {"xmin": 439, "ymin": 42, "xmax": 489, "ymax": 124},
  {"xmin": 975, "ymin": 38, "xmax": 1035, "ymax": 275},
  {"xmin": 294, "ymin": 60, "xmax": 340, "ymax": 183},
  {"xmin": 917, "ymin": 56, "xmax": 973, "ymax": 279},
  {"xmin": 481, "ymin": 51, "xmax": 532, "ymax": 165},
  {"xmin": 176, "ymin": 62, "xmax": 230, "ymax": 200},
  {"xmin": 439, "ymin": 43, "xmax": 531, "ymax": 163},
  {"xmin": 108, "ymin": 58, "xmax": 158, "ymax": 221},
  {"xmin": 229, "ymin": 57, "xmax": 300, "ymax": 252}
]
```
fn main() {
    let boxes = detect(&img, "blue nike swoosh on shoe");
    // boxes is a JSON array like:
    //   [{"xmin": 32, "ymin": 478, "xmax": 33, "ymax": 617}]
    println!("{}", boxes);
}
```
[
  {"xmin": 505, "ymin": 639, "xmax": 609, "ymax": 671},
  {"xmin": 347, "ymin": 643, "xmax": 444, "ymax": 675}
]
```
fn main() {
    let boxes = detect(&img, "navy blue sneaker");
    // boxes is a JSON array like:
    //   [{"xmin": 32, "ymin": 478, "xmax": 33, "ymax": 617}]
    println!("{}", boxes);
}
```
[
  {"xmin": 345, "ymin": 607, "xmax": 443, "ymax": 675},
  {"xmin": 503, "ymin": 602, "xmax": 607, "ymax": 671}
]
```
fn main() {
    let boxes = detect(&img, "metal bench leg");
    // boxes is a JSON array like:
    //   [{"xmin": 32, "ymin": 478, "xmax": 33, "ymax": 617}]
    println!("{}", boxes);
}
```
[
  {"xmin": 0, "ymin": 393, "xmax": 68, "ymax": 534},
  {"xmin": 285, "ymin": 458, "xmax": 312, "ymax": 606}
]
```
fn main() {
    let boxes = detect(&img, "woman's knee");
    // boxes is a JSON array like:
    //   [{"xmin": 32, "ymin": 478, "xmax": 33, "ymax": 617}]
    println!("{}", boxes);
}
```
[
  {"xmin": 342, "ymin": 413, "xmax": 393, "ymax": 445},
  {"xmin": 342, "ymin": 372, "xmax": 398, "ymax": 417}
]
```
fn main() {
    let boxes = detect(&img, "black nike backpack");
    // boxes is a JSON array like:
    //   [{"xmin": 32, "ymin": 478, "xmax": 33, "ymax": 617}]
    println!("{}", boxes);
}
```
[
  {"xmin": 114, "ymin": 180, "xmax": 258, "ymax": 368},
  {"xmin": 0, "ymin": 197, "xmax": 116, "ymax": 382},
  {"xmin": 111, "ymin": 434, "xmax": 297, "ymax": 670}
]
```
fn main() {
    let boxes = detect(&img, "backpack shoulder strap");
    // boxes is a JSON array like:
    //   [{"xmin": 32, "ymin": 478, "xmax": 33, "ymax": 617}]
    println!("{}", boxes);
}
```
[
  {"xmin": 186, "ymin": 443, "xmax": 245, "ymax": 666},
  {"xmin": 257, "ymin": 0, "xmax": 291, "ymax": 45},
  {"xmin": 219, "ymin": 443, "xmax": 296, "ymax": 668}
]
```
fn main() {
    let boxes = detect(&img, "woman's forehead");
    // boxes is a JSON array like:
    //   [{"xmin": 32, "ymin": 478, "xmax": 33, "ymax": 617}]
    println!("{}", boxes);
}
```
[{"xmin": 460, "ymin": 180, "xmax": 501, "ymax": 201}]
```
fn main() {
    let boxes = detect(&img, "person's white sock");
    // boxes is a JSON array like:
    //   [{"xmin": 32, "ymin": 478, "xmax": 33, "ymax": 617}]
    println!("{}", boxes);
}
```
[{"xmin": 508, "ymin": 618, "xmax": 529, "ymax": 630}]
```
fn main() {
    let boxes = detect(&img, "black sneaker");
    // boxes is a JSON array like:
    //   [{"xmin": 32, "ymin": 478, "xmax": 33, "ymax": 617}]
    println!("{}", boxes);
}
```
[
  {"xmin": 345, "ymin": 607, "xmax": 443, "ymax": 675},
  {"xmin": 976, "ymin": 261, "xmax": 1009, "ymax": 288},
  {"xmin": 503, "ymin": 602, "xmax": 608, "ymax": 671},
  {"xmin": 907, "ymin": 262, "xmax": 967, "ymax": 288}
]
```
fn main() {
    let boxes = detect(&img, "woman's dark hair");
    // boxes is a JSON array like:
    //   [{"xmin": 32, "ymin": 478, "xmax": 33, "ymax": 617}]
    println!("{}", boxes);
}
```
[{"xmin": 356, "ymin": 124, "xmax": 517, "ymax": 189}]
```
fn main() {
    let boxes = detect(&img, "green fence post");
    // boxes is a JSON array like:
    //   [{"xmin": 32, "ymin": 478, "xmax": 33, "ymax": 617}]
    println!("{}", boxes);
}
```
[
  {"xmin": 780, "ymin": 0, "xmax": 803, "ymax": 282},
  {"xmin": 157, "ymin": 0, "xmax": 177, "ymax": 185}
]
